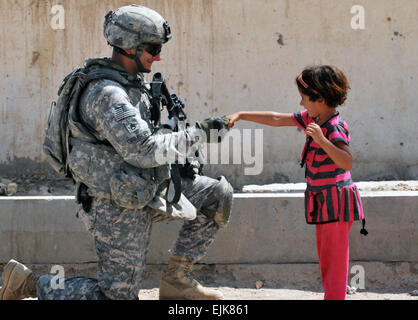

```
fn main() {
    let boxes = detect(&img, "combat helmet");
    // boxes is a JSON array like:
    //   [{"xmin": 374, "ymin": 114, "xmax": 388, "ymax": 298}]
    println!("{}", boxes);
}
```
[{"xmin": 103, "ymin": 4, "xmax": 171, "ymax": 73}]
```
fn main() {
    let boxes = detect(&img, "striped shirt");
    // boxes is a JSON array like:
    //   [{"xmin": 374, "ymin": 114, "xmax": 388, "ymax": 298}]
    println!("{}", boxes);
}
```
[{"xmin": 292, "ymin": 110, "xmax": 365, "ymax": 224}]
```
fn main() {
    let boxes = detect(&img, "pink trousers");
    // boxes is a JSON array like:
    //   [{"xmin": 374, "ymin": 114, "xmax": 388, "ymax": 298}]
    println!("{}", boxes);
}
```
[{"xmin": 316, "ymin": 221, "xmax": 353, "ymax": 300}]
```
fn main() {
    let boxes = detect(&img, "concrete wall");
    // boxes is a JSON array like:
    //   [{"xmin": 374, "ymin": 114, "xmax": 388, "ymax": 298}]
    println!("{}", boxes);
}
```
[
  {"xmin": 0, "ymin": 0, "xmax": 417, "ymax": 187},
  {"xmin": 1, "ymin": 192, "xmax": 417, "ymax": 265}
]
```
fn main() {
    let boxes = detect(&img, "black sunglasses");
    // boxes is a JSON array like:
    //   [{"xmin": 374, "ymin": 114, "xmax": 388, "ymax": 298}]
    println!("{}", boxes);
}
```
[{"xmin": 144, "ymin": 43, "xmax": 162, "ymax": 57}]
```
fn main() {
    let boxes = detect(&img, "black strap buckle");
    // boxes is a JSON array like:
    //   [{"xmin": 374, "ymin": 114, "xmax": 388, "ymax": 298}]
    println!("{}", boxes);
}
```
[
  {"xmin": 76, "ymin": 183, "xmax": 93, "ymax": 213},
  {"xmin": 166, "ymin": 166, "xmax": 182, "ymax": 204},
  {"xmin": 360, "ymin": 219, "xmax": 368, "ymax": 236},
  {"xmin": 163, "ymin": 21, "xmax": 172, "ymax": 42}
]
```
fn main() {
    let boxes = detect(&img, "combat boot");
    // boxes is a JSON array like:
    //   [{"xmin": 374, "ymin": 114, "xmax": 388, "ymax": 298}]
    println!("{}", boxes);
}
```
[
  {"xmin": 159, "ymin": 255, "xmax": 223, "ymax": 300},
  {"xmin": 0, "ymin": 259, "xmax": 38, "ymax": 300}
]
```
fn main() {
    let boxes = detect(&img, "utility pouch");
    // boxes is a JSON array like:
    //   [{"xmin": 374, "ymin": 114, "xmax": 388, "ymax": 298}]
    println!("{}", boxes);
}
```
[{"xmin": 109, "ymin": 163, "xmax": 158, "ymax": 210}]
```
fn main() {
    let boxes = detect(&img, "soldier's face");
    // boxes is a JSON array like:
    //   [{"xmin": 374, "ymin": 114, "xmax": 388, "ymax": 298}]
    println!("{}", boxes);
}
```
[{"xmin": 139, "ymin": 44, "xmax": 162, "ymax": 71}]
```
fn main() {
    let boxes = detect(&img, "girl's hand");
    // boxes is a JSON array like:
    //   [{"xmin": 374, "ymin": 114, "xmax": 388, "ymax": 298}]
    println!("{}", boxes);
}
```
[
  {"xmin": 226, "ymin": 112, "xmax": 241, "ymax": 128},
  {"xmin": 305, "ymin": 123, "xmax": 326, "ymax": 143}
]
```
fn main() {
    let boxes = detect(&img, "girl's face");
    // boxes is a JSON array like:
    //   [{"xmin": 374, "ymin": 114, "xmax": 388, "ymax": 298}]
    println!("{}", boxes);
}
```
[{"xmin": 298, "ymin": 91, "xmax": 324, "ymax": 118}]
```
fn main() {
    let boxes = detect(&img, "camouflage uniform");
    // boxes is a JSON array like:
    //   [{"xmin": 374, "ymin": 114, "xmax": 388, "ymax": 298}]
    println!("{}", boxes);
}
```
[{"xmin": 36, "ymin": 59, "xmax": 230, "ymax": 300}]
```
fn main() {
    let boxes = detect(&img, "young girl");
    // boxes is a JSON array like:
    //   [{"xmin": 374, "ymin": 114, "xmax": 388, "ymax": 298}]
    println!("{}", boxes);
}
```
[{"xmin": 227, "ymin": 65, "xmax": 367, "ymax": 300}]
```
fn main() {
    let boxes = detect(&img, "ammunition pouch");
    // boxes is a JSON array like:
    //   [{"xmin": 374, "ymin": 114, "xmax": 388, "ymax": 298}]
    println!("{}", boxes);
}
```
[
  {"xmin": 68, "ymin": 138, "xmax": 163, "ymax": 210},
  {"xmin": 110, "ymin": 163, "xmax": 158, "ymax": 210}
]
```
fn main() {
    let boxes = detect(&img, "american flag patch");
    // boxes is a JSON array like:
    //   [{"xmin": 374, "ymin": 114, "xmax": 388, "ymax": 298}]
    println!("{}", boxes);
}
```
[{"xmin": 112, "ymin": 104, "xmax": 136, "ymax": 122}]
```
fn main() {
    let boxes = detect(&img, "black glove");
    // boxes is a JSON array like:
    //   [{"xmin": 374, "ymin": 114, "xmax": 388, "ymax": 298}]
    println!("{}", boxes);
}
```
[
  {"xmin": 196, "ymin": 116, "xmax": 230, "ymax": 143},
  {"xmin": 179, "ymin": 160, "xmax": 202, "ymax": 179}
]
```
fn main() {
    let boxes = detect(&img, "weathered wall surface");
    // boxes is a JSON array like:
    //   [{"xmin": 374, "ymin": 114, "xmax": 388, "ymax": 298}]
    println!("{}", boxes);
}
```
[{"xmin": 0, "ymin": 0, "xmax": 417, "ymax": 187}]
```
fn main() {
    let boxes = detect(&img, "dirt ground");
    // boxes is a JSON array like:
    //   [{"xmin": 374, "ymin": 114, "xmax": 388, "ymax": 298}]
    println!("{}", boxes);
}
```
[
  {"xmin": 137, "ymin": 287, "xmax": 417, "ymax": 300},
  {"xmin": 20, "ymin": 288, "xmax": 416, "ymax": 300}
]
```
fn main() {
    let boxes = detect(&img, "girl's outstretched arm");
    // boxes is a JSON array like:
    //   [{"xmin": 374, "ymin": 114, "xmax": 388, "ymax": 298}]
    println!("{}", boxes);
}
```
[{"xmin": 226, "ymin": 111, "xmax": 296, "ymax": 128}]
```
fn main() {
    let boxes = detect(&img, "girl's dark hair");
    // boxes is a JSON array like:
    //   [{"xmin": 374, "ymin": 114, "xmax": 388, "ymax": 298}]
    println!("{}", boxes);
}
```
[{"xmin": 295, "ymin": 65, "xmax": 350, "ymax": 108}]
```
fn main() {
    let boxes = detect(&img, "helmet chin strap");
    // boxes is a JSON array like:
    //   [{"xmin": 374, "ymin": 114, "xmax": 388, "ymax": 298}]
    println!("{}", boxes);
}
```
[{"xmin": 113, "ymin": 45, "xmax": 151, "ymax": 74}]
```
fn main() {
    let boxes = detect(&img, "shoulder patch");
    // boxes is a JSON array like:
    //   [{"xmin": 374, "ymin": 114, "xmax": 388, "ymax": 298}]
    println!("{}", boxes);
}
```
[
  {"xmin": 124, "ymin": 119, "xmax": 140, "ymax": 133},
  {"xmin": 112, "ymin": 104, "xmax": 136, "ymax": 122}
]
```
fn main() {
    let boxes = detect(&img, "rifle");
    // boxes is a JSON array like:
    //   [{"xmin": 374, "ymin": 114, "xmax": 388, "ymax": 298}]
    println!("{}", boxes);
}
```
[{"xmin": 150, "ymin": 72, "xmax": 204, "ymax": 204}]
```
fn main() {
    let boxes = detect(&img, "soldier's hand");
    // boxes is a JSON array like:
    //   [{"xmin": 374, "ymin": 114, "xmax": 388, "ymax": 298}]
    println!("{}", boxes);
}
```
[
  {"xmin": 179, "ymin": 160, "xmax": 201, "ymax": 179},
  {"xmin": 196, "ymin": 116, "xmax": 230, "ymax": 143}
]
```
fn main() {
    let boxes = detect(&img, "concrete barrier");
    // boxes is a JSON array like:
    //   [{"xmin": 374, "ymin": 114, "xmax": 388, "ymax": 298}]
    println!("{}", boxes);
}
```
[{"xmin": 1, "ymin": 191, "xmax": 417, "ymax": 265}]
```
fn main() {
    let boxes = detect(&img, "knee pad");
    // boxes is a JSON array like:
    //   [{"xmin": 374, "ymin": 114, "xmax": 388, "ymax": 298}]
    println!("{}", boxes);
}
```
[{"xmin": 212, "ymin": 176, "xmax": 234, "ymax": 228}]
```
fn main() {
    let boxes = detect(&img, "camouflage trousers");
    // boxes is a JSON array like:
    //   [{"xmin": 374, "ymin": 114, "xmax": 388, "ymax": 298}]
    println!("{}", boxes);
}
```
[{"xmin": 37, "ymin": 175, "xmax": 225, "ymax": 300}]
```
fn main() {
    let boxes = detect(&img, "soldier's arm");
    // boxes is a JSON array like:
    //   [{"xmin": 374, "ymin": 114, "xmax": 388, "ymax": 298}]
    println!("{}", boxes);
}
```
[{"xmin": 79, "ymin": 81, "xmax": 203, "ymax": 168}]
